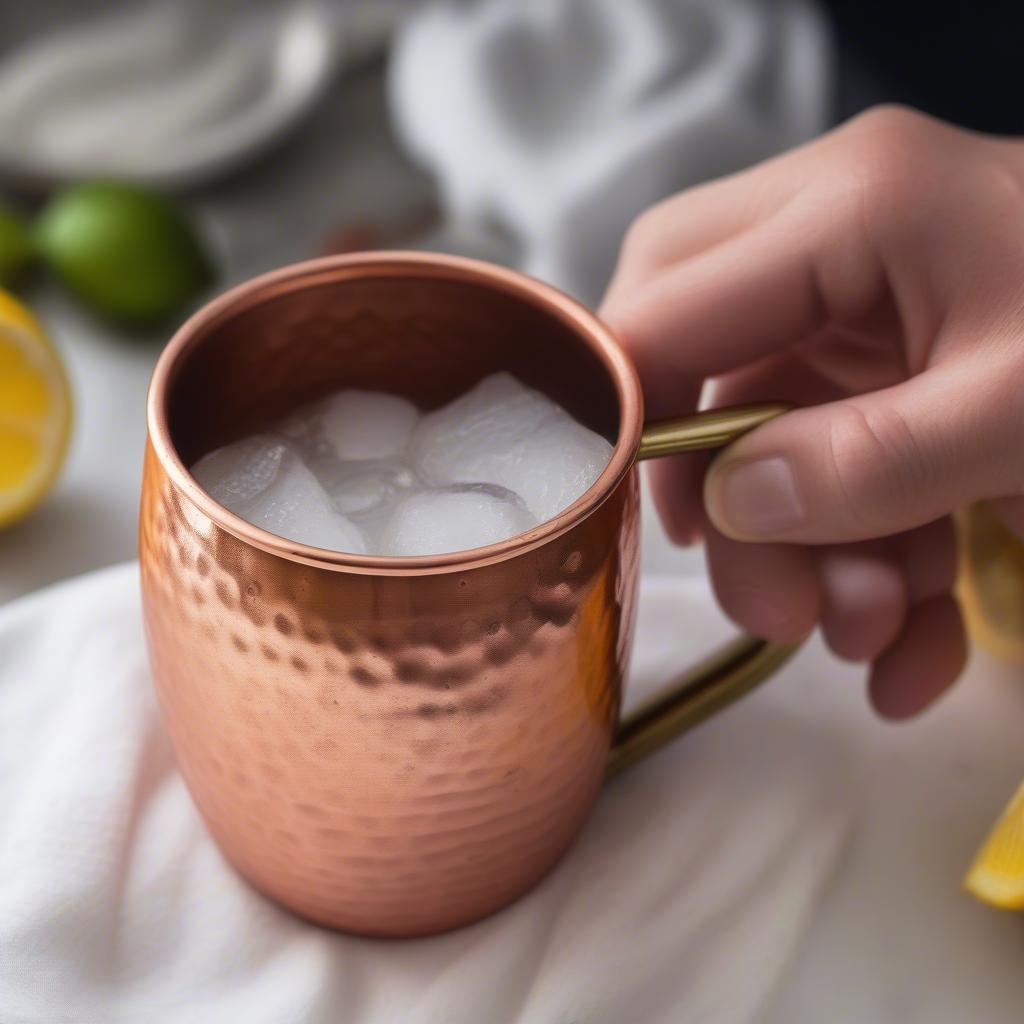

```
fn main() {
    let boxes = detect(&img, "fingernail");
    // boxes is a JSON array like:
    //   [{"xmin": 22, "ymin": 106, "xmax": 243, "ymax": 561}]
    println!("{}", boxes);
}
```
[{"xmin": 710, "ymin": 457, "xmax": 806, "ymax": 538}]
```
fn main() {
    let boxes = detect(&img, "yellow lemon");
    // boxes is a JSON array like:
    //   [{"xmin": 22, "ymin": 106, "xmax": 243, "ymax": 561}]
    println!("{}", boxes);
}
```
[
  {"xmin": 0, "ymin": 289, "xmax": 71, "ymax": 527},
  {"xmin": 965, "ymin": 779, "xmax": 1024, "ymax": 909},
  {"xmin": 958, "ymin": 504, "xmax": 1024, "ymax": 664}
]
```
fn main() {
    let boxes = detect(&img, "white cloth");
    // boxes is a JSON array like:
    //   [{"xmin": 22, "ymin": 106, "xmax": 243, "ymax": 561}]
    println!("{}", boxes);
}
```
[
  {"xmin": 389, "ymin": 0, "xmax": 831, "ymax": 304},
  {"xmin": 0, "ymin": 563, "xmax": 853, "ymax": 1024}
]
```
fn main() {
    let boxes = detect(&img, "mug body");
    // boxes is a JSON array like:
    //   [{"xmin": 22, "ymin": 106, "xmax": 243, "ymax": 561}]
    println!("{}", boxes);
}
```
[{"xmin": 140, "ymin": 253, "xmax": 643, "ymax": 937}]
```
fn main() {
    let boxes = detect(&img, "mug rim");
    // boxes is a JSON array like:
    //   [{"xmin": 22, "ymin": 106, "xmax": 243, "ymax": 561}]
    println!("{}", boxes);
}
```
[{"xmin": 147, "ymin": 251, "xmax": 644, "ymax": 575}]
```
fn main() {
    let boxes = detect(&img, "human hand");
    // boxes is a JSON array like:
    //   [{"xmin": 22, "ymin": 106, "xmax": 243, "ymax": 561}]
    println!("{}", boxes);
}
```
[{"xmin": 601, "ymin": 106, "xmax": 1024, "ymax": 717}]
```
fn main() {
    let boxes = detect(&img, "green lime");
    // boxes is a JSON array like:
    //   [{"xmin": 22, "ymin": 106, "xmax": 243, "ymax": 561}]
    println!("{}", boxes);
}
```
[
  {"xmin": 0, "ymin": 207, "xmax": 35, "ymax": 286},
  {"xmin": 35, "ymin": 181, "xmax": 215, "ymax": 326}
]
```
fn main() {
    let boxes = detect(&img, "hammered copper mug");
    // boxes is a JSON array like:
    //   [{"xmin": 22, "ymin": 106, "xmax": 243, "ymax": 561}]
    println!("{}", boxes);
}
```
[{"xmin": 140, "ymin": 252, "xmax": 799, "ymax": 938}]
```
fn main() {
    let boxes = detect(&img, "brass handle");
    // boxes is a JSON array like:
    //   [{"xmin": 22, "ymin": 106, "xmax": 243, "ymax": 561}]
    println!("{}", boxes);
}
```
[
  {"xmin": 636, "ymin": 403, "xmax": 792, "ymax": 461},
  {"xmin": 610, "ymin": 402, "xmax": 800, "ymax": 777}
]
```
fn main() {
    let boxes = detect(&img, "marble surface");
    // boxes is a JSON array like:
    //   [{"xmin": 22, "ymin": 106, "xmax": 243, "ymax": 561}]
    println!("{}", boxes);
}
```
[{"xmin": 2, "ymin": 47, "xmax": 1023, "ymax": 1024}]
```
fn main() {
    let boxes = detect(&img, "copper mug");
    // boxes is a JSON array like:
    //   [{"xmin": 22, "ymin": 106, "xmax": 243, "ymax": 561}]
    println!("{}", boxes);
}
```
[{"xmin": 140, "ymin": 252, "xmax": 798, "ymax": 938}]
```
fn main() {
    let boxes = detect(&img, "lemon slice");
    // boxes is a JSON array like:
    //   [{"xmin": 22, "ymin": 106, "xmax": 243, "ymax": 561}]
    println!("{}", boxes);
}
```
[
  {"xmin": 0, "ymin": 288, "xmax": 71, "ymax": 527},
  {"xmin": 965, "ymin": 780, "xmax": 1024, "ymax": 909},
  {"xmin": 958, "ymin": 504, "xmax": 1024, "ymax": 664}
]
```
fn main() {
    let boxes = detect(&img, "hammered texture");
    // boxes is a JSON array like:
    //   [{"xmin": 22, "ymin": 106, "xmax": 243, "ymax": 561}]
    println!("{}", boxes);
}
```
[{"xmin": 140, "ymin": 443, "xmax": 639, "ymax": 937}]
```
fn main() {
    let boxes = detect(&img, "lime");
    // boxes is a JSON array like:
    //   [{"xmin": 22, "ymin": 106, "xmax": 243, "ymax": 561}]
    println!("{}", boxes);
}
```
[
  {"xmin": 0, "ymin": 207, "xmax": 35, "ymax": 286},
  {"xmin": 35, "ymin": 181, "xmax": 214, "ymax": 326}
]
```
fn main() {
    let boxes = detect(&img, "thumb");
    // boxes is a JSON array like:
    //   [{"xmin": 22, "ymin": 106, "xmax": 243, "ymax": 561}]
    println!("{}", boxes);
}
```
[{"xmin": 704, "ymin": 360, "xmax": 1021, "ymax": 544}]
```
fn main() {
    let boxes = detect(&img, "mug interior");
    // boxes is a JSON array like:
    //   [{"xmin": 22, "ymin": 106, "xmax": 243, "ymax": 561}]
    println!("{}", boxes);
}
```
[
  {"xmin": 150, "ymin": 253, "xmax": 642, "ymax": 567},
  {"xmin": 164, "ymin": 256, "xmax": 627, "ymax": 463}
]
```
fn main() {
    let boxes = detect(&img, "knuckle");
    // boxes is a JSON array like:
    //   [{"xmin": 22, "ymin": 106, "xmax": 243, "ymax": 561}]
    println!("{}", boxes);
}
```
[
  {"xmin": 846, "ymin": 103, "xmax": 929, "ymax": 139},
  {"xmin": 837, "ymin": 105, "xmax": 946, "ymax": 221},
  {"xmin": 825, "ymin": 403, "xmax": 928, "ymax": 531},
  {"xmin": 858, "ymin": 148, "xmax": 923, "ymax": 217}
]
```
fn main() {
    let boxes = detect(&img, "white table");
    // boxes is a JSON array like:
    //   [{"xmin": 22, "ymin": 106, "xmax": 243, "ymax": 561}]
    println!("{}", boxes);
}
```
[{"xmin": 3, "ymin": 58, "xmax": 1023, "ymax": 1024}]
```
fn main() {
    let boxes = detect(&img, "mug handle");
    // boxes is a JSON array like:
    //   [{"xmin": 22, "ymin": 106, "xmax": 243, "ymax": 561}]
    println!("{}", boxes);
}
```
[{"xmin": 609, "ymin": 403, "xmax": 801, "ymax": 777}]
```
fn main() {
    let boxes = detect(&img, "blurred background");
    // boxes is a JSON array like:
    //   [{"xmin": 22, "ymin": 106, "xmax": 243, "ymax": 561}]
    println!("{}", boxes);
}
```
[{"xmin": 1, "ymin": 0, "xmax": 1021, "ymax": 604}]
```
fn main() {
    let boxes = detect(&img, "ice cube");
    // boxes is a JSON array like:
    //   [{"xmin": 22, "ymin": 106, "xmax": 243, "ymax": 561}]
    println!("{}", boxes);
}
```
[
  {"xmin": 191, "ymin": 435, "xmax": 287, "ymax": 509},
  {"xmin": 191, "ymin": 435, "xmax": 366, "ymax": 554},
  {"xmin": 319, "ymin": 390, "xmax": 419, "ymax": 461},
  {"xmin": 410, "ymin": 373, "xmax": 612, "ymax": 522},
  {"xmin": 322, "ymin": 460, "xmax": 417, "ymax": 518},
  {"xmin": 379, "ymin": 484, "xmax": 535, "ymax": 556},
  {"xmin": 497, "ymin": 418, "xmax": 612, "ymax": 523},
  {"xmin": 246, "ymin": 457, "xmax": 367, "ymax": 553},
  {"xmin": 411, "ymin": 374, "xmax": 548, "ymax": 479},
  {"xmin": 190, "ymin": 373, "xmax": 609, "ymax": 558}
]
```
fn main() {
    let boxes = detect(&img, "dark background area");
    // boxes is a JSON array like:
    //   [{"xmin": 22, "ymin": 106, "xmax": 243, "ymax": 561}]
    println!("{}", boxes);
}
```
[{"xmin": 824, "ymin": 0, "xmax": 1023, "ymax": 133}]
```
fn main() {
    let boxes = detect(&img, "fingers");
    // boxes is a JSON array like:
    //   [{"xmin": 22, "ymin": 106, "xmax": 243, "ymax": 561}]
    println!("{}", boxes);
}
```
[
  {"xmin": 704, "ymin": 357, "xmax": 1024, "ymax": 544},
  {"xmin": 603, "ymin": 196, "xmax": 891, "ymax": 399},
  {"xmin": 643, "ymin": 340, "xmax": 854, "ymax": 548},
  {"xmin": 706, "ymin": 523, "xmax": 956, "ymax": 665},
  {"xmin": 882, "ymin": 517, "xmax": 964, "ymax": 716},
  {"xmin": 703, "ymin": 514, "xmax": 962, "ymax": 715},
  {"xmin": 816, "ymin": 547, "xmax": 907, "ymax": 661},
  {"xmin": 901, "ymin": 515, "xmax": 958, "ymax": 602},
  {"xmin": 646, "ymin": 455, "xmax": 708, "ymax": 546},
  {"xmin": 599, "ymin": 106, "xmax": 989, "ymax": 722},
  {"xmin": 704, "ymin": 526, "xmax": 821, "ymax": 644},
  {"xmin": 638, "ymin": 369, "xmax": 705, "ymax": 544},
  {"xmin": 641, "ymin": 342, "xmax": 968, "ymax": 712},
  {"xmin": 606, "ymin": 213, "xmax": 828, "ymax": 389},
  {"xmin": 601, "ymin": 168, "xmax": 789, "ymax": 312},
  {"xmin": 868, "ymin": 595, "xmax": 966, "ymax": 719}
]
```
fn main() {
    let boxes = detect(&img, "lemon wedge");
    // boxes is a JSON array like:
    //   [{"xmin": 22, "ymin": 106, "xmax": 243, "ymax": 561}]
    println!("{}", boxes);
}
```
[
  {"xmin": 958, "ymin": 504, "xmax": 1024, "ymax": 664},
  {"xmin": 965, "ymin": 780, "xmax": 1024, "ymax": 909},
  {"xmin": 0, "ymin": 289, "xmax": 71, "ymax": 527}
]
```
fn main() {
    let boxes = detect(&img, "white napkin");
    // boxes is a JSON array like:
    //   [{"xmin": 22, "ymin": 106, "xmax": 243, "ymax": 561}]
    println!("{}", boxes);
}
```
[
  {"xmin": 389, "ymin": 0, "xmax": 831, "ymax": 305},
  {"xmin": 0, "ymin": 562, "xmax": 853, "ymax": 1024}
]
